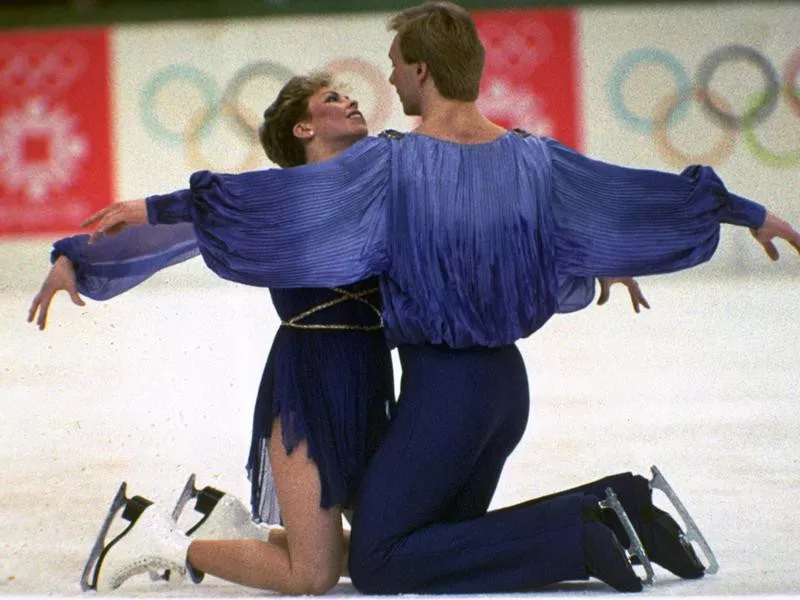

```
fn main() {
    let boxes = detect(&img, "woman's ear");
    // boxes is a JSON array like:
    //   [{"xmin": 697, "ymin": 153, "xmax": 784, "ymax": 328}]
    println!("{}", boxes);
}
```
[{"xmin": 293, "ymin": 121, "xmax": 314, "ymax": 140}]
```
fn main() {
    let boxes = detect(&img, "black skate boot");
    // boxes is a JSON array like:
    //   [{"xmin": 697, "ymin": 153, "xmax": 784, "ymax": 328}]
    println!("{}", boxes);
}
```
[
  {"xmin": 582, "ymin": 496, "xmax": 643, "ymax": 593},
  {"xmin": 603, "ymin": 468, "xmax": 710, "ymax": 579}
]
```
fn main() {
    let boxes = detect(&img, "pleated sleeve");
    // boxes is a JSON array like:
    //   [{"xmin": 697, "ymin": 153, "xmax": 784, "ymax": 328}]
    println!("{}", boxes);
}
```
[
  {"xmin": 146, "ymin": 137, "xmax": 391, "ymax": 288},
  {"xmin": 544, "ymin": 138, "xmax": 766, "ymax": 277},
  {"xmin": 51, "ymin": 223, "xmax": 199, "ymax": 301}
]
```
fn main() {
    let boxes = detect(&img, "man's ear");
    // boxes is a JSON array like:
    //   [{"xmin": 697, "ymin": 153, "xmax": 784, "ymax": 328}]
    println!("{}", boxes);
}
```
[
  {"xmin": 293, "ymin": 121, "xmax": 314, "ymax": 140},
  {"xmin": 416, "ymin": 61, "xmax": 429, "ymax": 82}
]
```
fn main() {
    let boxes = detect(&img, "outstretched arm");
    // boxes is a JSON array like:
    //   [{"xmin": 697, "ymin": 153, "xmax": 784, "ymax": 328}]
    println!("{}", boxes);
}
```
[
  {"xmin": 27, "ymin": 222, "xmax": 200, "ymax": 329},
  {"xmin": 544, "ymin": 138, "xmax": 799, "ymax": 278},
  {"xmin": 80, "ymin": 138, "xmax": 391, "ymax": 289}
]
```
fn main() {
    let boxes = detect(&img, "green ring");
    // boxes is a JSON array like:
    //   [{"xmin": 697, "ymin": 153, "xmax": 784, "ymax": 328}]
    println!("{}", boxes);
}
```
[{"xmin": 741, "ymin": 89, "xmax": 800, "ymax": 169}]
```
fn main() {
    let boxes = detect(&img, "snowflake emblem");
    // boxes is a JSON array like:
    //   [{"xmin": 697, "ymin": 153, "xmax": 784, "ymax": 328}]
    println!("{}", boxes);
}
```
[
  {"xmin": 0, "ymin": 97, "xmax": 87, "ymax": 202},
  {"xmin": 477, "ymin": 78, "xmax": 553, "ymax": 137}
]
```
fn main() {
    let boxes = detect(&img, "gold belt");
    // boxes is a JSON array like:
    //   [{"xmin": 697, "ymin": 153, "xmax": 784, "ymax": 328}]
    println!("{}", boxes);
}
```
[{"xmin": 281, "ymin": 287, "xmax": 383, "ymax": 332}]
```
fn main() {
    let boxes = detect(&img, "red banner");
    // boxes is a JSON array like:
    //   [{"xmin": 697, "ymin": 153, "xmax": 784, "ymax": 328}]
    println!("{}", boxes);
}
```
[
  {"xmin": 474, "ymin": 9, "xmax": 581, "ymax": 151},
  {"xmin": 0, "ymin": 28, "xmax": 112, "ymax": 235}
]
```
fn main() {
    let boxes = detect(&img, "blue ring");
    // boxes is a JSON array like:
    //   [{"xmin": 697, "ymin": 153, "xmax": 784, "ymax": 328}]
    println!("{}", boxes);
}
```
[
  {"xmin": 140, "ymin": 64, "xmax": 220, "ymax": 147},
  {"xmin": 608, "ymin": 48, "xmax": 692, "ymax": 133}
]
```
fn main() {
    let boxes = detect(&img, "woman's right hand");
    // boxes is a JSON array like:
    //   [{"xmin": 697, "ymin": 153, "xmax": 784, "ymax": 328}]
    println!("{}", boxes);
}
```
[{"xmin": 27, "ymin": 255, "xmax": 86, "ymax": 330}]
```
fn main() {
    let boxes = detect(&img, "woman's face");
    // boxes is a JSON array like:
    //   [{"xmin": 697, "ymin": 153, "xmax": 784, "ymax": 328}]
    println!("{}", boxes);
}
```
[{"xmin": 302, "ymin": 86, "xmax": 368, "ymax": 144}]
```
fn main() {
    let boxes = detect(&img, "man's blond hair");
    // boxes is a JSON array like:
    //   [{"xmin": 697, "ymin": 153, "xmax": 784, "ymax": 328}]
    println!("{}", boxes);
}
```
[
  {"xmin": 259, "ymin": 72, "xmax": 332, "ymax": 168},
  {"xmin": 388, "ymin": 1, "xmax": 484, "ymax": 101}
]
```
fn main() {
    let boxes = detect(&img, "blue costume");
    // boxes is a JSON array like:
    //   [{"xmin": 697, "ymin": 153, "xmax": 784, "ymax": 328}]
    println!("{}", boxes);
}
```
[
  {"xmin": 51, "ymin": 227, "xmax": 395, "ymax": 521},
  {"xmin": 67, "ymin": 130, "xmax": 765, "ymax": 592}
]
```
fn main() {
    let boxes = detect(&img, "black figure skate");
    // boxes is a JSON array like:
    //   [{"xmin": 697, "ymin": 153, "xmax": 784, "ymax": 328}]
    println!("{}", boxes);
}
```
[
  {"xmin": 601, "ymin": 488, "xmax": 655, "ymax": 587},
  {"xmin": 646, "ymin": 465, "xmax": 718, "ymax": 576}
]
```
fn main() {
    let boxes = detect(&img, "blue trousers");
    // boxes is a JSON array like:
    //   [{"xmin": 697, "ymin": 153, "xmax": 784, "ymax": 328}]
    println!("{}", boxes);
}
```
[{"xmin": 348, "ymin": 344, "xmax": 590, "ymax": 593}]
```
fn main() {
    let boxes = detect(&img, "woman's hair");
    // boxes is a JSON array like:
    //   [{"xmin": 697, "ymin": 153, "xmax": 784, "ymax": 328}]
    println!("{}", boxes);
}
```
[
  {"xmin": 388, "ymin": 1, "xmax": 484, "ymax": 101},
  {"xmin": 258, "ymin": 72, "xmax": 333, "ymax": 168}
]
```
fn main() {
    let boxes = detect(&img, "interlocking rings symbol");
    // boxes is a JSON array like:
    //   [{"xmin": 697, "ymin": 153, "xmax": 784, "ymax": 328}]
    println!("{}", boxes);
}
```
[
  {"xmin": 139, "ymin": 58, "xmax": 394, "ymax": 171},
  {"xmin": 0, "ymin": 41, "xmax": 88, "ymax": 96},
  {"xmin": 608, "ymin": 45, "xmax": 800, "ymax": 169}
]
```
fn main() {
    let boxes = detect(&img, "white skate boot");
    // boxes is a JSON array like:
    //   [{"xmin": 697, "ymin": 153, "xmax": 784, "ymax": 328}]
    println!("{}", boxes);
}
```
[
  {"xmin": 81, "ymin": 483, "xmax": 197, "ymax": 591},
  {"xmin": 173, "ymin": 474, "xmax": 272, "ymax": 541},
  {"xmin": 149, "ymin": 475, "xmax": 275, "ymax": 583}
]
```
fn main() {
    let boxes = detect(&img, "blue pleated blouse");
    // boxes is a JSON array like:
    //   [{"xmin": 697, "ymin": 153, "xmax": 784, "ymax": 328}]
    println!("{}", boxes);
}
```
[{"xmin": 58, "ymin": 131, "xmax": 765, "ymax": 349}]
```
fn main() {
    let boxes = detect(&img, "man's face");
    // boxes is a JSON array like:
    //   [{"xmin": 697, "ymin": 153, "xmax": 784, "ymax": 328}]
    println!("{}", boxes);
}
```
[{"xmin": 388, "ymin": 35, "xmax": 422, "ymax": 116}]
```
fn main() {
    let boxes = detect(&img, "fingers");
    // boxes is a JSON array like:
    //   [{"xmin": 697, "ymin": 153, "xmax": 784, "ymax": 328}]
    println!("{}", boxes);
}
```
[
  {"xmin": 628, "ymin": 288, "xmax": 641, "ymax": 313},
  {"xmin": 762, "ymin": 240, "xmax": 779, "ymax": 261},
  {"xmin": 83, "ymin": 206, "xmax": 121, "ymax": 243},
  {"xmin": 786, "ymin": 229, "xmax": 800, "ymax": 256},
  {"xmin": 87, "ymin": 213, "xmax": 116, "ymax": 243},
  {"xmin": 596, "ymin": 278, "xmax": 610, "ymax": 305},
  {"xmin": 35, "ymin": 292, "xmax": 54, "ymax": 330},
  {"xmin": 630, "ymin": 291, "xmax": 651, "ymax": 313},
  {"xmin": 27, "ymin": 293, "xmax": 42, "ymax": 324},
  {"xmin": 69, "ymin": 291, "xmax": 86, "ymax": 307},
  {"xmin": 80, "ymin": 206, "xmax": 110, "ymax": 228}
]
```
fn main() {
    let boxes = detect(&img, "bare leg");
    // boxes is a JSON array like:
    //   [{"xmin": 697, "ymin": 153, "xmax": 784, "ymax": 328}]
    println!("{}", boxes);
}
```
[
  {"xmin": 269, "ymin": 526, "xmax": 350, "ymax": 577},
  {"xmin": 188, "ymin": 419, "xmax": 345, "ymax": 594}
]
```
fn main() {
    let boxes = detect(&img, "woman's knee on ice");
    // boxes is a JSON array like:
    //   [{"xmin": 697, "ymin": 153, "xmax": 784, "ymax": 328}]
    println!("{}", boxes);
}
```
[{"xmin": 283, "ymin": 562, "xmax": 341, "ymax": 595}]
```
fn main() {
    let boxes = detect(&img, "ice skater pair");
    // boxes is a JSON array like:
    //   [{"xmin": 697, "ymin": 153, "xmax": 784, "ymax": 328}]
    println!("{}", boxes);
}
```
[{"xmin": 82, "ymin": 466, "xmax": 716, "ymax": 593}]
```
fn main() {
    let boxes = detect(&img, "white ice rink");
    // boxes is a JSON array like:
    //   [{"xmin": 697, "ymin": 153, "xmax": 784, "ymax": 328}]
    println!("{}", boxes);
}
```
[{"xmin": 2, "ymin": 239, "xmax": 799, "ymax": 598}]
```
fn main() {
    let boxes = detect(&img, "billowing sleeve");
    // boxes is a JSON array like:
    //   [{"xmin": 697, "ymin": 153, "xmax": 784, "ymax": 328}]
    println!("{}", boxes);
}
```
[
  {"xmin": 545, "ymin": 138, "xmax": 767, "ymax": 277},
  {"xmin": 555, "ymin": 274, "xmax": 596, "ymax": 314},
  {"xmin": 146, "ymin": 137, "xmax": 390, "ymax": 288},
  {"xmin": 51, "ymin": 223, "xmax": 199, "ymax": 301}
]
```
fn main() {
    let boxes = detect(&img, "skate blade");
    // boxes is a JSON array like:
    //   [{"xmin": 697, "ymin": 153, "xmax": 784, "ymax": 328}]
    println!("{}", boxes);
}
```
[
  {"xmin": 170, "ymin": 474, "xmax": 198, "ymax": 522},
  {"xmin": 650, "ymin": 465, "xmax": 719, "ymax": 575},
  {"xmin": 80, "ymin": 482, "xmax": 154, "ymax": 591},
  {"xmin": 602, "ymin": 487, "xmax": 655, "ymax": 586}
]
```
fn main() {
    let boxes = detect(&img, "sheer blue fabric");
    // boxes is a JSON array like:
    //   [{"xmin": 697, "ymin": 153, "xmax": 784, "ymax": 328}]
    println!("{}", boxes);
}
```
[
  {"xmin": 51, "ymin": 223, "xmax": 199, "ymax": 300},
  {"xmin": 133, "ymin": 131, "xmax": 765, "ymax": 348}
]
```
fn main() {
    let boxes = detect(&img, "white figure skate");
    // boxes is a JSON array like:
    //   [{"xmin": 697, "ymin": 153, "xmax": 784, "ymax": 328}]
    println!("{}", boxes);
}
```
[{"xmin": 80, "ymin": 483, "xmax": 193, "ymax": 591}]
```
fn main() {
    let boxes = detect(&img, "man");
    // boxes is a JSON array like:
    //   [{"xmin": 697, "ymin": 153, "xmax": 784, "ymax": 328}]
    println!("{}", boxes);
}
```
[{"xmin": 71, "ymin": 1, "xmax": 800, "ymax": 594}]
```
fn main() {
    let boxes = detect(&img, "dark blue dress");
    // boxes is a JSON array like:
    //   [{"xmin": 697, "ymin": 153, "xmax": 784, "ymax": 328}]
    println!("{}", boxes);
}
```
[{"xmin": 249, "ymin": 281, "xmax": 394, "ymax": 518}]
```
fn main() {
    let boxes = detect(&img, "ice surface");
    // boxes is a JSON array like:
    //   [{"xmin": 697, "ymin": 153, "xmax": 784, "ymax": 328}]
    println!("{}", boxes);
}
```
[{"xmin": 2, "ymin": 240, "xmax": 799, "ymax": 598}]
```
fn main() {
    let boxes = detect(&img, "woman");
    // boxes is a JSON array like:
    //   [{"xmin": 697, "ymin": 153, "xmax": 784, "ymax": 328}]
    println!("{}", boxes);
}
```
[{"xmin": 28, "ymin": 73, "xmax": 395, "ymax": 594}]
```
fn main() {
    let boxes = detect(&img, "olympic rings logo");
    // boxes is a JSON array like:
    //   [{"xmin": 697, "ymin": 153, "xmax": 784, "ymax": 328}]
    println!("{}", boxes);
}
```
[
  {"xmin": 608, "ymin": 45, "xmax": 800, "ymax": 169},
  {"xmin": 139, "ymin": 58, "xmax": 394, "ymax": 171},
  {"xmin": 0, "ymin": 41, "xmax": 88, "ymax": 96}
]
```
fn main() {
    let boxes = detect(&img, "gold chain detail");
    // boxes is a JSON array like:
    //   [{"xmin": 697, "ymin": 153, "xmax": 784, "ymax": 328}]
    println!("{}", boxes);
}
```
[{"xmin": 281, "ymin": 287, "xmax": 383, "ymax": 331}]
